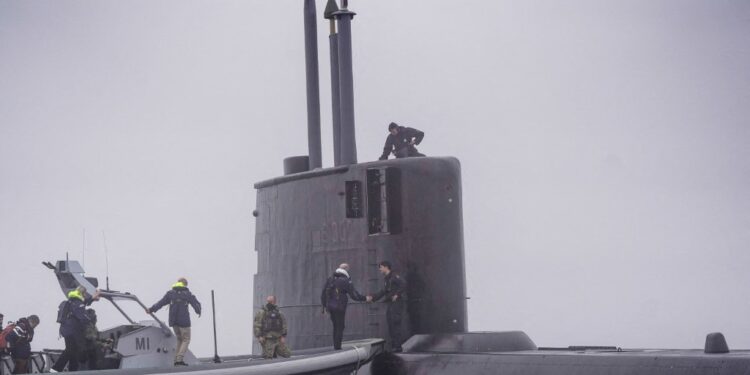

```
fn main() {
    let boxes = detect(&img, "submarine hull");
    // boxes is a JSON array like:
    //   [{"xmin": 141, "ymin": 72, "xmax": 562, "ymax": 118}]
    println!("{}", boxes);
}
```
[{"xmin": 362, "ymin": 332, "xmax": 750, "ymax": 375}]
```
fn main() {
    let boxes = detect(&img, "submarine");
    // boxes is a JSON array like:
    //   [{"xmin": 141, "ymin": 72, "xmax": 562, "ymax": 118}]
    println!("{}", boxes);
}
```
[
  {"xmin": 252, "ymin": 0, "xmax": 750, "ymax": 374},
  {"xmin": 3, "ymin": 1, "xmax": 748, "ymax": 375}
]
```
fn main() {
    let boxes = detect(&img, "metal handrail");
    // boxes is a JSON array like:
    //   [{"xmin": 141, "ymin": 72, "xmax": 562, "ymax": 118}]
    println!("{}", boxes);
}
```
[{"xmin": 98, "ymin": 291, "xmax": 172, "ymax": 337}]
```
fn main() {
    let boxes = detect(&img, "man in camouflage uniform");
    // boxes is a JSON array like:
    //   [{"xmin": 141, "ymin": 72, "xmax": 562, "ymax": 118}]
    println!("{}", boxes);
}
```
[
  {"xmin": 253, "ymin": 295, "xmax": 291, "ymax": 359},
  {"xmin": 80, "ymin": 309, "xmax": 104, "ymax": 370}
]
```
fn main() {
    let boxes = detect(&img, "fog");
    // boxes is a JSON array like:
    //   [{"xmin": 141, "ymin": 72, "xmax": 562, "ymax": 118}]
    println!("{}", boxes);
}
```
[{"xmin": 1, "ymin": 0, "xmax": 749, "ymax": 356}]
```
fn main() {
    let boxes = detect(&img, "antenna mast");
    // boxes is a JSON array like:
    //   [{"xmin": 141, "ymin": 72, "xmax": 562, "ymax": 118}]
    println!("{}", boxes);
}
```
[
  {"xmin": 333, "ymin": 0, "xmax": 357, "ymax": 164},
  {"xmin": 211, "ymin": 290, "xmax": 221, "ymax": 363},
  {"xmin": 82, "ymin": 228, "xmax": 86, "ymax": 268},
  {"xmin": 304, "ymin": 0, "xmax": 322, "ymax": 169},
  {"xmin": 102, "ymin": 231, "xmax": 111, "ymax": 290}
]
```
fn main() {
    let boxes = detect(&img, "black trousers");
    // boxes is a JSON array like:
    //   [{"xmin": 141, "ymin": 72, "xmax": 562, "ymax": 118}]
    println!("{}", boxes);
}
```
[
  {"xmin": 10, "ymin": 344, "xmax": 31, "ymax": 374},
  {"xmin": 386, "ymin": 300, "xmax": 404, "ymax": 350},
  {"xmin": 329, "ymin": 310, "xmax": 346, "ymax": 350},
  {"xmin": 394, "ymin": 145, "xmax": 425, "ymax": 158},
  {"xmin": 80, "ymin": 343, "xmax": 99, "ymax": 370},
  {"xmin": 53, "ymin": 335, "xmax": 81, "ymax": 372},
  {"xmin": 12, "ymin": 359, "xmax": 28, "ymax": 374}
]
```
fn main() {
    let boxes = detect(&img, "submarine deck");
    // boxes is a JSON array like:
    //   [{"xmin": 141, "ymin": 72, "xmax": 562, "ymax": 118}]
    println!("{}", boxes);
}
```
[{"xmin": 65, "ymin": 339, "xmax": 384, "ymax": 375}]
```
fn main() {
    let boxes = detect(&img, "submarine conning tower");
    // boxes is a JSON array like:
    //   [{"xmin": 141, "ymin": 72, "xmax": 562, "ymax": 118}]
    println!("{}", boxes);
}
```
[
  {"xmin": 254, "ymin": 157, "xmax": 468, "ymax": 350},
  {"xmin": 252, "ymin": 0, "xmax": 467, "ymax": 352}
]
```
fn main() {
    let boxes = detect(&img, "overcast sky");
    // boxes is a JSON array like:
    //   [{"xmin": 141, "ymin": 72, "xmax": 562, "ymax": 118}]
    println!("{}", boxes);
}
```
[{"xmin": 1, "ymin": 0, "xmax": 749, "ymax": 357}]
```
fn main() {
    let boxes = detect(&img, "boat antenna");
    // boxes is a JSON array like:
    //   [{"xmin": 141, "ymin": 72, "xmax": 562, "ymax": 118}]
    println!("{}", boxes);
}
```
[
  {"xmin": 211, "ymin": 290, "xmax": 221, "ymax": 363},
  {"xmin": 82, "ymin": 228, "xmax": 86, "ymax": 269},
  {"xmin": 102, "ymin": 231, "xmax": 111, "ymax": 290}
]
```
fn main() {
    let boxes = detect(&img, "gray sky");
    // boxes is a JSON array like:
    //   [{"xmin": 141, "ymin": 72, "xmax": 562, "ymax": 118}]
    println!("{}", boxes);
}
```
[{"xmin": 1, "ymin": 0, "xmax": 749, "ymax": 356}]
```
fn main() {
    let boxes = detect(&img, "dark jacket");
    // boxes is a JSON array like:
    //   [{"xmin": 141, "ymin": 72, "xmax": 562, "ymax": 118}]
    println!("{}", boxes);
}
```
[
  {"xmin": 372, "ymin": 272, "xmax": 406, "ymax": 303},
  {"xmin": 6, "ymin": 318, "xmax": 35, "ymax": 359},
  {"xmin": 379, "ymin": 126, "xmax": 425, "ymax": 160},
  {"xmin": 150, "ymin": 285, "xmax": 201, "ymax": 327},
  {"xmin": 321, "ymin": 271, "xmax": 366, "ymax": 312},
  {"xmin": 60, "ymin": 298, "xmax": 91, "ymax": 338}
]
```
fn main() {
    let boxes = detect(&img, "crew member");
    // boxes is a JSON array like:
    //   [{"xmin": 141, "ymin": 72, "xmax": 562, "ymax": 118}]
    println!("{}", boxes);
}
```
[
  {"xmin": 368, "ymin": 261, "xmax": 406, "ymax": 352},
  {"xmin": 254, "ymin": 295, "xmax": 291, "ymax": 359},
  {"xmin": 321, "ymin": 263, "xmax": 366, "ymax": 350},
  {"xmin": 80, "ymin": 309, "xmax": 101, "ymax": 370},
  {"xmin": 146, "ymin": 277, "xmax": 201, "ymax": 366},
  {"xmin": 53, "ymin": 287, "xmax": 96, "ymax": 372},
  {"xmin": 4, "ymin": 315, "xmax": 40, "ymax": 374},
  {"xmin": 378, "ymin": 122, "xmax": 425, "ymax": 160}
]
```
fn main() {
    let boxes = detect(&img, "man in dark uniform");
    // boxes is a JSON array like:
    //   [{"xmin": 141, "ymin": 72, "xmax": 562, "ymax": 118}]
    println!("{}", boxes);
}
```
[
  {"xmin": 379, "ymin": 122, "xmax": 425, "ymax": 160},
  {"xmin": 321, "ymin": 263, "xmax": 367, "ymax": 350},
  {"xmin": 146, "ymin": 277, "xmax": 202, "ymax": 366},
  {"xmin": 5, "ymin": 315, "xmax": 40, "ymax": 374},
  {"xmin": 53, "ymin": 288, "xmax": 95, "ymax": 372},
  {"xmin": 368, "ymin": 261, "xmax": 406, "ymax": 352}
]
